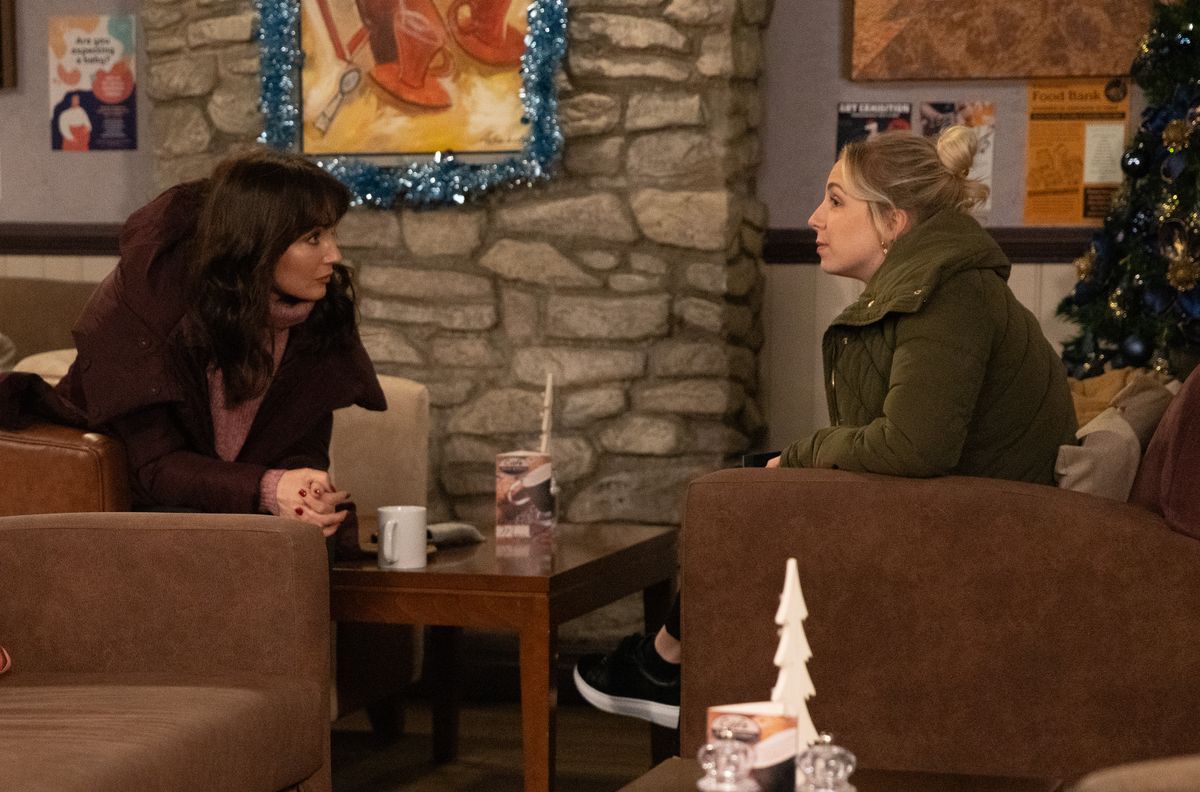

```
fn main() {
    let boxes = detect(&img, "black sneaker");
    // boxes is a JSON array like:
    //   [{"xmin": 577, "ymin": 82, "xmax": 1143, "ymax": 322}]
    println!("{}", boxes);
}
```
[{"xmin": 572, "ymin": 632, "xmax": 680, "ymax": 728}]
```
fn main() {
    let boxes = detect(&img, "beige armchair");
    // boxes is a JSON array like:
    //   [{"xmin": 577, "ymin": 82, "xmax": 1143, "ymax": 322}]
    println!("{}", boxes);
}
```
[{"xmin": 328, "ymin": 373, "xmax": 430, "ymax": 730}]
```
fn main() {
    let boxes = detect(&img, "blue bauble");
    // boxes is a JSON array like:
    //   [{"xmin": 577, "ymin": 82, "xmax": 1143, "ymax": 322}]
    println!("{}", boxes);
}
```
[
  {"xmin": 1121, "ymin": 335, "xmax": 1152, "ymax": 365},
  {"xmin": 1162, "ymin": 151, "xmax": 1188, "ymax": 181},
  {"xmin": 1144, "ymin": 286, "xmax": 1174, "ymax": 314},
  {"xmin": 1178, "ymin": 287, "xmax": 1200, "ymax": 319}
]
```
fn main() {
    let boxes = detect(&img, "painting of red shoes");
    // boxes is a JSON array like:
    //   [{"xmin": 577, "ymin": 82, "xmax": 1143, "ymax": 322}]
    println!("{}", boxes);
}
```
[{"xmin": 302, "ymin": 0, "xmax": 528, "ymax": 155}]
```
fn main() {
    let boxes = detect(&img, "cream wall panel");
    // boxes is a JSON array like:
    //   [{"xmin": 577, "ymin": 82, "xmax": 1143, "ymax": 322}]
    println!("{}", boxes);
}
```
[
  {"xmin": 762, "ymin": 265, "xmax": 818, "ymax": 450},
  {"xmin": 3, "ymin": 256, "xmax": 46, "ymax": 279},
  {"xmin": 0, "ymin": 255, "xmax": 116, "ymax": 283},
  {"xmin": 42, "ymin": 257, "xmax": 83, "ymax": 282},
  {"xmin": 81, "ymin": 257, "xmax": 118, "ymax": 283},
  {"xmin": 1036, "ymin": 264, "xmax": 1079, "ymax": 352},
  {"xmin": 1006, "ymin": 266, "xmax": 1039, "ymax": 317}
]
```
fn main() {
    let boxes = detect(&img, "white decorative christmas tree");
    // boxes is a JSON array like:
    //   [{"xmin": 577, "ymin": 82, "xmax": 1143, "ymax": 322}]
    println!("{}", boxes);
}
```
[{"xmin": 770, "ymin": 557, "xmax": 820, "ymax": 747}]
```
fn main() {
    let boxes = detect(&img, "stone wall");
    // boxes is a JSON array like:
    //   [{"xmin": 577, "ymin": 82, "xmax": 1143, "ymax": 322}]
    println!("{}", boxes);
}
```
[{"xmin": 144, "ymin": 0, "xmax": 770, "ymax": 637}]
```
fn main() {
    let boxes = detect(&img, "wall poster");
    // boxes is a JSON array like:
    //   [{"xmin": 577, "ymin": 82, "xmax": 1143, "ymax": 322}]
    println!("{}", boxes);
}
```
[
  {"xmin": 301, "ymin": 0, "xmax": 528, "ymax": 155},
  {"xmin": 48, "ymin": 15, "xmax": 137, "ymax": 151},
  {"xmin": 1024, "ymin": 78, "xmax": 1129, "ymax": 225},
  {"xmin": 835, "ymin": 101, "xmax": 912, "ymax": 157}
]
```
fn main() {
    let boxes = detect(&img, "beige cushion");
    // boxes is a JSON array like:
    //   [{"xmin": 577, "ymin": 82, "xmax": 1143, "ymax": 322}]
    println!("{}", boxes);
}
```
[
  {"xmin": 1056, "ymin": 408, "xmax": 1142, "ymax": 501},
  {"xmin": 1069, "ymin": 367, "xmax": 1172, "ymax": 428},
  {"xmin": 1056, "ymin": 372, "xmax": 1178, "ymax": 502}
]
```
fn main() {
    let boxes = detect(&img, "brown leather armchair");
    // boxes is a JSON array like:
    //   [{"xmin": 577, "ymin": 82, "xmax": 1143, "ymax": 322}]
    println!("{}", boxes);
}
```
[
  {"xmin": 0, "ymin": 511, "xmax": 332, "ymax": 792},
  {"xmin": 679, "ymin": 369, "xmax": 1200, "ymax": 782},
  {"xmin": 0, "ymin": 371, "xmax": 432, "ymax": 738}
]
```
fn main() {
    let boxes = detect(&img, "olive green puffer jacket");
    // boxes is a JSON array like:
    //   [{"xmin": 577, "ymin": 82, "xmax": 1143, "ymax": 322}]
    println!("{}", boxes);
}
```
[{"xmin": 780, "ymin": 209, "xmax": 1077, "ymax": 484}]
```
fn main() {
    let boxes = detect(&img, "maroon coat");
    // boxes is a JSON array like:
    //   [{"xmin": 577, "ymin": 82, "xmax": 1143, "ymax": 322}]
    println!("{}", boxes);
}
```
[{"xmin": 56, "ymin": 181, "xmax": 386, "ymax": 513}]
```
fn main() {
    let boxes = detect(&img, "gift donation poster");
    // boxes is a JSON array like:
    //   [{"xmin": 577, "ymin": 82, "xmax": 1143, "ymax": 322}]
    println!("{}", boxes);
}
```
[
  {"xmin": 1023, "ymin": 78, "xmax": 1129, "ymax": 225},
  {"xmin": 48, "ymin": 16, "xmax": 137, "ymax": 152},
  {"xmin": 300, "ymin": 0, "xmax": 528, "ymax": 156}
]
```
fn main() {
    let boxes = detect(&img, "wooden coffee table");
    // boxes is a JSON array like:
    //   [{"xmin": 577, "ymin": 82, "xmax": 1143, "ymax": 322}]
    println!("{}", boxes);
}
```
[
  {"xmin": 619, "ymin": 757, "xmax": 1062, "ymax": 791},
  {"xmin": 331, "ymin": 522, "xmax": 678, "ymax": 792}
]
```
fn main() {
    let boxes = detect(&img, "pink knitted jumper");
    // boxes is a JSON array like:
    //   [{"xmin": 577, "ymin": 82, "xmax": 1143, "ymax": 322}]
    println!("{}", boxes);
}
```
[{"xmin": 207, "ymin": 296, "xmax": 315, "ymax": 514}]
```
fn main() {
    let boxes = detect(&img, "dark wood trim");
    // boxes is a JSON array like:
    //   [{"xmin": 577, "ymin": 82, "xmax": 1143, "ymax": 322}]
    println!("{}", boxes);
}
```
[
  {"xmin": 765, "ymin": 226, "xmax": 1094, "ymax": 265},
  {"xmin": 3, "ymin": 222, "xmax": 1095, "ymax": 265},
  {"xmin": 0, "ymin": 223, "xmax": 121, "ymax": 256},
  {"xmin": 0, "ymin": 0, "xmax": 16, "ymax": 89},
  {"xmin": 986, "ymin": 226, "xmax": 1095, "ymax": 263}
]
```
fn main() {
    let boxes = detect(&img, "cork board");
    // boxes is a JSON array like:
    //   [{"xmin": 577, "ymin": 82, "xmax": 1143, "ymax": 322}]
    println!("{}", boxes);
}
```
[{"xmin": 850, "ymin": 0, "xmax": 1152, "ymax": 80}]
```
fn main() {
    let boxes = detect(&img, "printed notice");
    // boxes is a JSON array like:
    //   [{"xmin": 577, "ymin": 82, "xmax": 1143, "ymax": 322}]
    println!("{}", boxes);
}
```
[
  {"xmin": 49, "ymin": 15, "xmax": 137, "ymax": 151},
  {"xmin": 1024, "ymin": 78, "xmax": 1129, "ymax": 224}
]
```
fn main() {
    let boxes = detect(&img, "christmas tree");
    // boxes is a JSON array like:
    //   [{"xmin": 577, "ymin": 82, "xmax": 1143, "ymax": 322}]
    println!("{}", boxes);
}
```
[
  {"xmin": 770, "ymin": 557, "xmax": 820, "ymax": 747},
  {"xmin": 1059, "ymin": 0, "xmax": 1200, "ymax": 379}
]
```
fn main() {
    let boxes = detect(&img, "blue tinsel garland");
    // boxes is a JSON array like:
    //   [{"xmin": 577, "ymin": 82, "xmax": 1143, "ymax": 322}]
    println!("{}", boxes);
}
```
[{"xmin": 254, "ymin": 0, "xmax": 566, "ymax": 208}]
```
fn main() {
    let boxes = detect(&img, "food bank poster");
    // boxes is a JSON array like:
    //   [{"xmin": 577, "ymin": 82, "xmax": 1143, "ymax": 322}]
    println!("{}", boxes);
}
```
[
  {"xmin": 1023, "ymin": 78, "xmax": 1128, "ymax": 225},
  {"xmin": 49, "ymin": 15, "xmax": 137, "ymax": 151}
]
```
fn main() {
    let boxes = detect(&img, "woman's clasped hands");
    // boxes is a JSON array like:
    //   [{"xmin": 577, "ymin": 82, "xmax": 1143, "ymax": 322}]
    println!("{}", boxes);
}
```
[{"xmin": 277, "ymin": 468, "xmax": 350, "ymax": 536}]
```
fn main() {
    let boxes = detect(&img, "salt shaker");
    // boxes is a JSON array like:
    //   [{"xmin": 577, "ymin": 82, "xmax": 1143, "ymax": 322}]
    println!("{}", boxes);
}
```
[
  {"xmin": 696, "ymin": 727, "xmax": 760, "ymax": 791},
  {"xmin": 795, "ymin": 732, "xmax": 856, "ymax": 792}
]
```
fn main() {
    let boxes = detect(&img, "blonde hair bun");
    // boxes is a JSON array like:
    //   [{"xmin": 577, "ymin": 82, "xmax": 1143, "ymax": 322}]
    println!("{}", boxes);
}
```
[
  {"xmin": 936, "ymin": 125, "xmax": 978, "ymax": 178},
  {"xmin": 839, "ymin": 124, "xmax": 990, "ymax": 223}
]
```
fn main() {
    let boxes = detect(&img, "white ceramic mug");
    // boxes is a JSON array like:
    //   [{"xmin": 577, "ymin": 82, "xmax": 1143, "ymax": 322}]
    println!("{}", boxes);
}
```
[{"xmin": 377, "ymin": 505, "xmax": 427, "ymax": 570}]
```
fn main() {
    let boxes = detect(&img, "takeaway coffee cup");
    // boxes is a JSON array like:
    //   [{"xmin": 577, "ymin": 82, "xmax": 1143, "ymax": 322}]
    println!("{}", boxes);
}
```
[
  {"xmin": 507, "ymin": 462, "xmax": 555, "ymax": 514},
  {"xmin": 377, "ymin": 505, "xmax": 427, "ymax": 570}
]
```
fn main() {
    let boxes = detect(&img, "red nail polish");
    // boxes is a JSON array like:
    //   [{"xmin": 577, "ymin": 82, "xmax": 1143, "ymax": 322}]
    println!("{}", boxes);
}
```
[
  {"xmin": 299, "ymin": 489, "xmax": 307, "ymax": 497},
  {"xmin": 294, "ymin": 507, "xmax": 304, "ymax": 515}
]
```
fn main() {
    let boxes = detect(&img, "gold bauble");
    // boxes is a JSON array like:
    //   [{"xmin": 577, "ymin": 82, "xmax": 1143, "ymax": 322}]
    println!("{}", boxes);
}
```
[
  {"xmin": 1074, "ymin": 248, "xmax": 1096, "ymax": 281},
  {"xmin": 1167, "ymin": 257, "xmax": 1200, "ymax": 291},
  {"xmin": 1108, "ymin": 287, "xmax": 1127, "ymax": 319},
  {"xmin": 1158, "ymin": 192, "xmax": 1181, "ymax": 221},
  {"xmin": 1163, "ymin": 119, "xmax": 1191, "ymax": 151}
]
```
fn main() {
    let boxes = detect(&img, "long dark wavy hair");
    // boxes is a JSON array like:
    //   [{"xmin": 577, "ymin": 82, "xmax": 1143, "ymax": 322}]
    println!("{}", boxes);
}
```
[{"xmin": 189, "ymin": 148, "xmax": 355, "ymax": 404}]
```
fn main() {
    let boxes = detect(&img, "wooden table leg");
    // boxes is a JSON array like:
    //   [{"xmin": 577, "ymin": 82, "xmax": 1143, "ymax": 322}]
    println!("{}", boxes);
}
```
[
  {"xmin": 519, "ymin": 607, "xmax": 557, "ymax": 792},
  {"xmin": 644, "ymin": 577, "xmax": 680, "ymax": 764},
  {"xmin": 429, "ymin": 625, "xmax": 462, "ymax": 764}
]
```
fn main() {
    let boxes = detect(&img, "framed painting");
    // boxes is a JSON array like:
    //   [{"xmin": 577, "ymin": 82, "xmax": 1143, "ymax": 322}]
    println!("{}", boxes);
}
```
[
  {"xmin": 256, "ymin": 0, "xmax": 567, "ymax": 207},
  {"xmin": 850, "ymin": 0, "xmax": 1151, "ymax": 80},
  {"xmin": 1, "ymin": 0, "xmax": 16, "ymax": 90}
]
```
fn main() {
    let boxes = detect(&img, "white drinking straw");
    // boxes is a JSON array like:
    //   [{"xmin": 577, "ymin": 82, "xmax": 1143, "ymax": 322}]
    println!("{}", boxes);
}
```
[{"xmin": 539, "ymin": 371, "xmax": 554, "ymax": 454}]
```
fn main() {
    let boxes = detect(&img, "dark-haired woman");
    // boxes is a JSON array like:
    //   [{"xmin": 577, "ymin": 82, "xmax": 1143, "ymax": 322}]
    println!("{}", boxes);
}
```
[{"xmin": 56, "ymin": 148, "xmax": 384, "ymax": 553}]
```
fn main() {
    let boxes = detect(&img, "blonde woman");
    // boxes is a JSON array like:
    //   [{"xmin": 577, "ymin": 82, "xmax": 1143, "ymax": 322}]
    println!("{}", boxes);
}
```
[{"xmin": 574, "ymin": 126, "xmax": 1078, "ymax": 728}]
